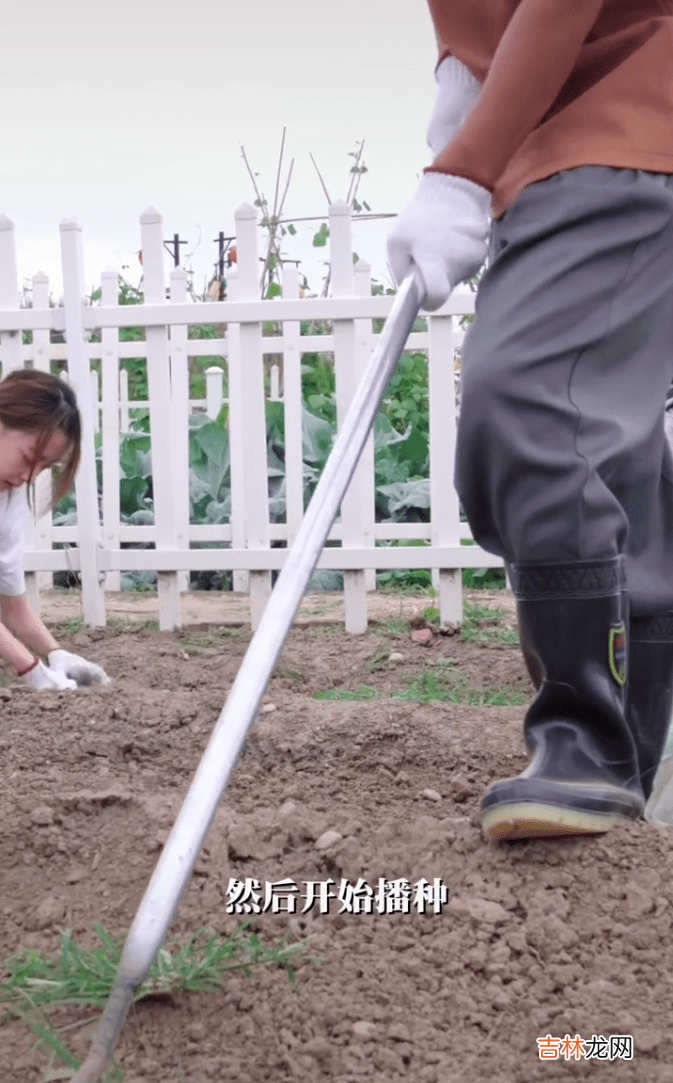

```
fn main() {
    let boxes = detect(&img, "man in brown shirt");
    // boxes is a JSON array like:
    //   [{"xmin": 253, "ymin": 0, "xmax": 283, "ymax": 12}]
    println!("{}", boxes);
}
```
[{"xmin": 388, "ymin": 0, "xmax": 673, "ymax": 841}]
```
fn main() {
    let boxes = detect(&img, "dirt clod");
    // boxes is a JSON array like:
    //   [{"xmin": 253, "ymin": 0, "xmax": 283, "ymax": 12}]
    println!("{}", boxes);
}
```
[{"xmin": 30, "ymin": 805, "xmax": 54, "ymax": 826}]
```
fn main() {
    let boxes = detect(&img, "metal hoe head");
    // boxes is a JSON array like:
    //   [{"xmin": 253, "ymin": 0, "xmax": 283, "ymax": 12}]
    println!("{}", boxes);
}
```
[{"xmin": 70, "ymin": 271, "xmax": 425, "ymax": 1082}]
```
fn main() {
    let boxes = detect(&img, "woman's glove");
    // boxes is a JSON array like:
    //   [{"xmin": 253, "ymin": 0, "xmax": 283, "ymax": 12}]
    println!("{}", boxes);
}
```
[
  {"xmin": 22, "ymin": 659, "xmax": 77, "ymax": 691},
  {"xmin": 386, "ymin": 172, "xmax": 491, "ymax": 310},
  {"xmin": 48, "ymin": 649, "xmax": 111, "ymax": 687},
  {"xmin": 426, "ymin": 56, "xmax": 481, "ymax": 157}
]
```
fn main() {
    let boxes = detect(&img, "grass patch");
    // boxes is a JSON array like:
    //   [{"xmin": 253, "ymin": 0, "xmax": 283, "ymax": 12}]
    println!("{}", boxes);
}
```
[
  {"xmin": 376, "ymin": 617, "xmax": 412, "ymax": 639},
  {"xmin": 52, "ymin": 616, "xmax": 161, "ymax": 637},
  {"xmin": 313, "ymin": 668, "xmax": 528, "ymax": 707},
  {"xmin": 273, "ymin": 666, "xmax": 304, "ymax": 682},
  {"xmin": 300, "ymin": 625, "xmax": 343, "ymax": 638},
  {"xmin": 178, "ymin": 627, "xmax": 246, "ymax": 653},
  {"xmin": 54, "ymin": 617, "xmax": 85, "ymax": 637},
  {"xmin": 420, "ymin": 600, "xmax": 518, "ymax": 645},
  {"xmin": 392, "ymin": 669, "xmax": 528, "ymax": 706},
  {"xmin": 1, "ymin": 923, "xmax": 314, "ymax": 1081},
  {"xmin": 108, "ymin": 617, "xmax": 160, "ymax": 633},
  {"xmin": 363, "ymin": 646, "xmax": 397, "ymax": 673},
  {"xmin": 460, "ymin": 601, "xmax": 519, "ymax": 646},
  {"xmin": 314, "ymin": 685, "xmax": 380, "ymax": 701},
  {"xmin": 301, "ymin": 599, "xmax": 341, "ymax": 616}
]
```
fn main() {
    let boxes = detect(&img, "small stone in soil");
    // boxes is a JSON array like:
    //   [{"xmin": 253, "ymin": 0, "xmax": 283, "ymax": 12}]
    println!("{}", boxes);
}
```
[
  {"xmin": 315, "ymin": 829, "xmax": 343, "ymax": 851},
  {"xmin": 352, "ymin": 1021, "xmax": 378, "ymax": 1040}
]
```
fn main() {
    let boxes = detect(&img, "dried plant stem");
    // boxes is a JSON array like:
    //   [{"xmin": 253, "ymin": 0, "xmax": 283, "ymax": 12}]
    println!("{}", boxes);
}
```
[{"xmin": 309, "ymin": 153, "xmax": 332, "ymax": 205}]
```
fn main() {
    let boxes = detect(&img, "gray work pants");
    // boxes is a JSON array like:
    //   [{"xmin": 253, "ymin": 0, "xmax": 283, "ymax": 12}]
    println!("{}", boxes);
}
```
[{"xmin": 455, "ymin": 167, "xmax": 673, "ymax": 616}]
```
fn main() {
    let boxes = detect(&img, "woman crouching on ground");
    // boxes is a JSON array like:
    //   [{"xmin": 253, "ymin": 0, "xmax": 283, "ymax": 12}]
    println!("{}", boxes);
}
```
[{"xmin": 0, "ymin": 368, "xmax": 109, "ymax": 690}]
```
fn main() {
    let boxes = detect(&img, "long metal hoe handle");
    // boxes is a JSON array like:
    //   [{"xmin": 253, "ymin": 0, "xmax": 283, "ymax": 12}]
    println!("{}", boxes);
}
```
[{"xmin": 71, "ymin": 272, "xmax": 424, "ymax": 1082}]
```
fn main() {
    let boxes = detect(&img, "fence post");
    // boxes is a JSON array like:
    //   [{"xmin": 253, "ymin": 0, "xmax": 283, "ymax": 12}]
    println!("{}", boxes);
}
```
[
  {"xmin": 428, "ymin": 311, "xmax": 462, "ymax": 624},
  {"xmin": 100, "ymin": 267, "xmax": 121, "ymax": 591},
  {"xmin": 205, "ymin": 366, "xmax": 224, "ymax": 419},
  {"xmin": 0, "ymin": 216, "xmax": 22, "ymax": 377},
  {"xmin": 354, "ymin": 259, "xmax": 376, "ymax": 592},
  {"xmin": 30, "ymin": 271, "xmax": 52, "ymax": 379},
  {"xmin": 169, "ymin": 267, "xmax": 191, "ymax": 593},
  {"xmin": 59, "ymin": 217, "xmax": 106, "ymax": 626},
  {"xmin": 140, "ymin": 206, "xmax": 181, "ymax": 629},
  {"xmin": 225, "ymin": 267, "xmax": 249, "ymax": 595},
  {"xmin": 31, "ymin": 271, "xmax": 54, "ymax": 593},
  {"xmin": 330, "ymin": 201, "xmax": 367, "ymax": 633},
  {"xmin": 280, "ymin": 266, "xmax": 303, "ymax": 547},
  {"xmin": 233, "ymin": 203, "xmax": 271, "ymax": 629}
]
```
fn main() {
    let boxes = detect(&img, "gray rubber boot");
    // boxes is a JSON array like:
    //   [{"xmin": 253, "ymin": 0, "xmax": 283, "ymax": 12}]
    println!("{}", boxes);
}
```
[{"xmin": 481, "ymin": 559, "xmax": 644, "ymax": 841}]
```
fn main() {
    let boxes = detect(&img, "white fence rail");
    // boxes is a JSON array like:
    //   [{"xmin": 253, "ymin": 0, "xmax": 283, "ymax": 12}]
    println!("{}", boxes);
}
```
[{"xmin": 0, "ymin": 203, "xmax": 504, "ymax": 633}]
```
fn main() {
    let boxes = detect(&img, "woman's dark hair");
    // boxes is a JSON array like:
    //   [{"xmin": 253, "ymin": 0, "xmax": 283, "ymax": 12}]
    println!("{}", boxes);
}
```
[{"xmin": 0, "ymin": 368, "xmax": 81, "ymax": 507}]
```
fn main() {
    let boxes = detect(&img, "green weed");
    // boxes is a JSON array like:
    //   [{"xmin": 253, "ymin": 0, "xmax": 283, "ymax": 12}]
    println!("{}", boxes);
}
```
[
  {"xmin": 108, "ymin": 617, "xmax": 160, "ymax": 633},
  {"xmin": 273, "ymin": 666, "xmax": 304, "ymax": 682},
  {"xmin": 54, "ymin": 617, "xmax": 85, "ymax": 637},
  {"xmin": 179, "ymin": 627, "xmax": 246, "ymax": 653},
  {"xmin": 300, "ymin": 625, "xmax": 343, "ymax": 638},
  {"xmin": 392, "ymin": 669, "xmax": 528, "ymax": 707},
  {"xmin": 314, "ymin": 686, "xmax": 379, "ymax": 701},
  {"xmin": 461, "ymin": 601, "xmax": 519, "ymax": 646},
  {"xmin": 363, "ymin": 646, "xmax": 396, "ymax": 673},
  {"xmin": 376, "ymin": 617, "xmax": 412, "ymax": 638},
  {"xmin": 423, "ymin": 606, "xmax": 441, "ymax": 626},
  {"xmin": 0, "ymin": 923, "xmax": 314, "ymax": 1081},
  {"xmin": 313, "ymin": 668, "xmax": 527, "ymax": 708}
]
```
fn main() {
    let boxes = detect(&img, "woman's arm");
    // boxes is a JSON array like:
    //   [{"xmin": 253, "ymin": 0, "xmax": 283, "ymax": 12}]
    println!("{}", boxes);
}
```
[
  {"xmin": 1, "ymin": 592, "xmax": 110, "ymax": 686},
  {"xmin": 0, "ymin": 592, "xmax": 58, "ymax": 664}
]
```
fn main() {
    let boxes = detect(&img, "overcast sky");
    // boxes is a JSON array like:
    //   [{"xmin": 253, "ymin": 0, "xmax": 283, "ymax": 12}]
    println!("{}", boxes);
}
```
[{"xmin": 4, "ymin": 0, "xmax": 439, "ymax": 301}]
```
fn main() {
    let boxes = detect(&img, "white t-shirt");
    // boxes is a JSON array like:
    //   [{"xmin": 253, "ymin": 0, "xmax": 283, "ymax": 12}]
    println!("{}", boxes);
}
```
[{"xmin": 0, "ymin": 486, "xmax": 27, "ymax": 596}]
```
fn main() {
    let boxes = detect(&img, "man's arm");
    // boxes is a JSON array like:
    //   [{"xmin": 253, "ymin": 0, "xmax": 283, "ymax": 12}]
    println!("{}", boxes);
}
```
[{"xmin": 427, "ymin": 0, "xmax": 604, "ymax": 190}]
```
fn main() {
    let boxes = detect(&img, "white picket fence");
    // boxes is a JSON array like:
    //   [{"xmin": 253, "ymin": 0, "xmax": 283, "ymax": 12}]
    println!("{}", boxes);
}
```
[{"xmin": 0, "ymin": 203, "xmax": 504, "ymax": 633}]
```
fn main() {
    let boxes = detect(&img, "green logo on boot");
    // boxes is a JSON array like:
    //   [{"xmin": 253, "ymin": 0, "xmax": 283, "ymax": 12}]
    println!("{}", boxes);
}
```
[{"xmin": 609, "ymin": 622, "xmax": 627, "ymax": 686}]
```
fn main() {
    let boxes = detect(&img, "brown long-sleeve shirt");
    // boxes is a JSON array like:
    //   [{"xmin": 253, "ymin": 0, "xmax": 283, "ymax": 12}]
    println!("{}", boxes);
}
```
[{"xmin": 426, "ymin": 0, "xmax": 673, "ymax": 217}]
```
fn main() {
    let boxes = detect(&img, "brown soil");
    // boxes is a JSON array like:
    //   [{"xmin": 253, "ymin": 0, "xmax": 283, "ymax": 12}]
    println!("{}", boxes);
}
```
[{"xmin": 2, "ymin": 589, "xmax": 673, "ymax": 1082}]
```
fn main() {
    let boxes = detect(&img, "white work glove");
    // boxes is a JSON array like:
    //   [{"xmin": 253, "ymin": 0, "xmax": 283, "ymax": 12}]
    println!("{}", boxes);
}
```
[
  {"xmin": 426, "ymin": 56, "xmax": 481, "ymax": 158},
  {"xmin": 22, "ymin": 659, "xmax": 77, "ymax": 691},
  {"xmin": 48, "ymin": 648, "xmax": 111, "ymax": 687},
  {"xmin": 386, "ymin": 172, "xmax": 491, "ymax": 311}
]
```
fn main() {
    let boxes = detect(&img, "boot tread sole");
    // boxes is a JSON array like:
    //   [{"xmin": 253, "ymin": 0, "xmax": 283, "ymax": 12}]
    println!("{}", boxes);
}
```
[{"xmin": 482, "ymin": 800, "xmax": 633, "ymax": 841}]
